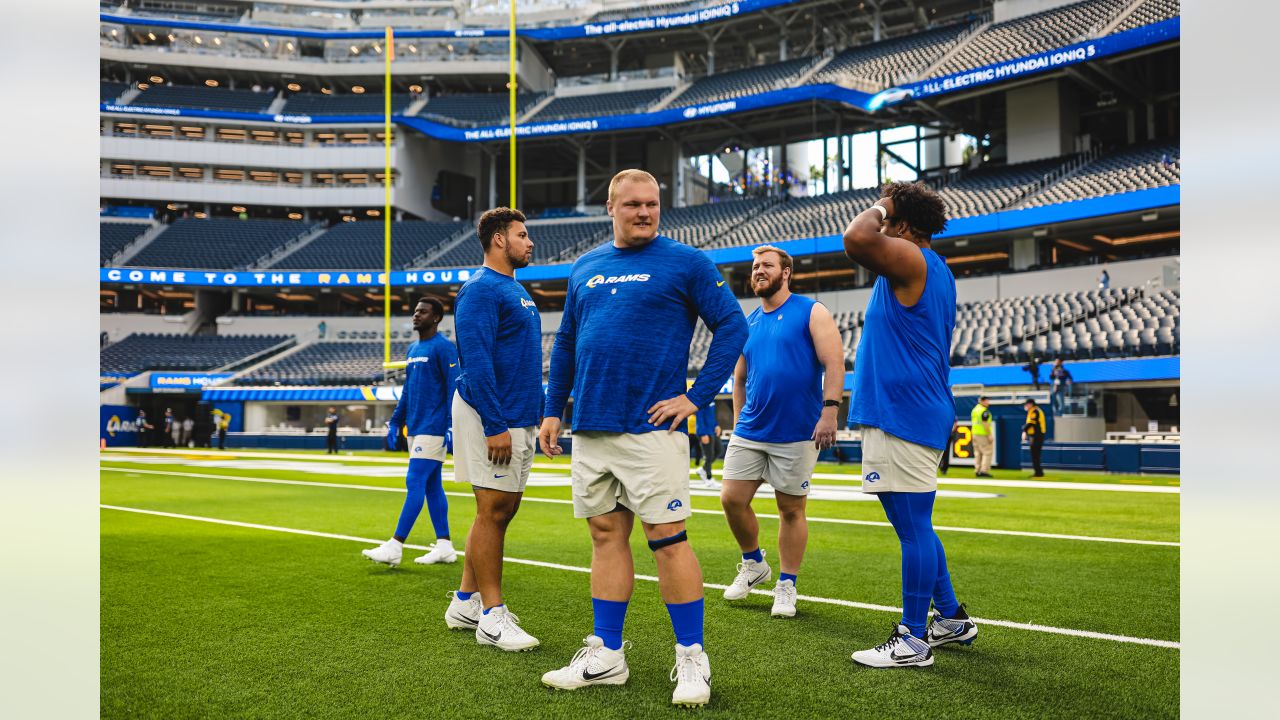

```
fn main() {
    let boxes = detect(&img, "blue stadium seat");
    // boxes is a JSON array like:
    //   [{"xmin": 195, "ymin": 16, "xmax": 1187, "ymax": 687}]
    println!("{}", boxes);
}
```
[
  {"xmin": 129, "ymin": 218, "xmax": 314, "ymax": 270},
  {"xmin": 271, "ymin": 221, "xmax": 468, "ymax": 270},
  {"xmin": 236, "ymin": 341, "xmax": 411, "ymax": 385},
  {"xmin": 531, "ymin": 89, "xmax": 669, "ymax": 121},
  {"xmin": 133, "ymin": 84, "xmax": 275, "ymax": 112},
  {"xmin": 100, "ymin": 333, "xmax": 292, "ymax": 374},
  {"xmin": 283, "ymin": 92, "xmax": 412, "ymax": 116},
  {"xmin": 100, "ymin": 222, "xmax": 148, "ymax": 265}
]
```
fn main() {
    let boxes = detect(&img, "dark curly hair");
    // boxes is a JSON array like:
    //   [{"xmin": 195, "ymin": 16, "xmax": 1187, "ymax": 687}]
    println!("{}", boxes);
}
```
[
  {"xmin": 881, "ymin": 181, "xmax": 948, "ymax": 240},
  {"xmin": 417, "ymin": 296, "xmax": 445, "ymax": 319},
  {"xmin": 476, "ymin": 206, "xmax": 526, "ymax": 252}
]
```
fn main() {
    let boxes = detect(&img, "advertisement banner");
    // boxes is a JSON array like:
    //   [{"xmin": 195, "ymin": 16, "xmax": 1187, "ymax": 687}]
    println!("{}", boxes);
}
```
[
  {"xmin": 101, "ymin": 404, "xmax": 140, "ymax": 447},
  {"xmin": 149, "ymin": 372, "xmax": 234, "ymax": 390},
  {"xmin": 101, "ymin": 372, "xmax": 134, "ymax": 390}
]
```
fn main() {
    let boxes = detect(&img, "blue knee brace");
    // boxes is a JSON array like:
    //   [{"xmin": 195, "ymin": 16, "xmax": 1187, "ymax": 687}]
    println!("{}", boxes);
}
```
[{"xmin": 647, "ymin": 530, "xmax": 688, "ymax": 551}]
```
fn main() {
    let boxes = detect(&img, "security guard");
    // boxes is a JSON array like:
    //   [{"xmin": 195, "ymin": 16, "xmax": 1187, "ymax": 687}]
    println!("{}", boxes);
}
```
[
  {"xmin": 969, "ymin": 396, "xmax": 994, "ymax": 477},
  {"xmin": 1023, "ymin": 398, "xmax": 1047, "ymax": 477}
]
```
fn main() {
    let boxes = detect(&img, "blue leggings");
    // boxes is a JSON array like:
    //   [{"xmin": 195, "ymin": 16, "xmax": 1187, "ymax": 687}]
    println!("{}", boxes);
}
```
[
  {"xmin": 877, "ymin": 491, "xmax": 959, "ymax": 638},
  {"xmin": 394, "ymin": 459, "xmax": 450, "ymax": 541}
]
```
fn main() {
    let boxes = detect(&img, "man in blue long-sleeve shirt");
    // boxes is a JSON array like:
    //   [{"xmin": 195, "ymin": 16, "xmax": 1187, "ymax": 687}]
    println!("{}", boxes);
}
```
[
  {"xmin": 539, "ymin": 170, "xmax": 748, "ymax": 707},
  {"xmin": 443, "ymin": 207, "xmax": 543, "ymax": 653},
  {"xmin": 361, "ymin": 297, "xmax": 459, "ymax": 568}
]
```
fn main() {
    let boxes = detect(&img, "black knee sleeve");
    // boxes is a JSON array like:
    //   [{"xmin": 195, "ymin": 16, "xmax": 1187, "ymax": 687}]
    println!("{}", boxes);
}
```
[{"xmin": 647, "ymin": 530, "xmax": 688, "ymax": 551}]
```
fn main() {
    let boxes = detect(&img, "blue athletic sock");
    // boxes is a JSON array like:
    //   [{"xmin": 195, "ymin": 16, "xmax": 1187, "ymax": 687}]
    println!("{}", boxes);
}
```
[
  {"xmin": 483, "ymin": 603, "xmax": 504, "ymax": 615},
  {"xmin": 592, "ymin": 598, "xmax": 629, "ymax": 650},
  {"xmin": 742, "ymin": 547, "xmax": 764, "ymax": 563},
  {"xmin": 878, "ymin": 492, "xmax": 939, "ymax": 639},
  {"xmin": 420, "ymin": 459, "xmax": 450, "ymax": 539},
  {"xmin": 665, "ymin": 598, "xmax": 704, "ymax": 648},
  {"xmin": 455, "ymin": 590, "xmax": 474, "ymax": 601},
  {"xmin": 393, "ymin": 459, "xmax": 429, "ymax": 540},
  {"xmin": 779, "ymin": 572, "xmax": 797, "ymax": 586}
]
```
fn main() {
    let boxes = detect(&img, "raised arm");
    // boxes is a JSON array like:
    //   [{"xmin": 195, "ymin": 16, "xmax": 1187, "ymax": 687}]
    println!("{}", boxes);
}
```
[{"xmin": 842, "ymin": 195, "xmax": 927, "ymax": 292}]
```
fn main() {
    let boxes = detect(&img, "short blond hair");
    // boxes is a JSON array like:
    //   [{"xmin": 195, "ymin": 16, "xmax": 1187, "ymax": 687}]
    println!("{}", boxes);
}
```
[
  {"xmin": 752, "ymin": 244, "xmax": 793, "ymax": 274},
  {"xmin": 607, "ymin": 169, "xmax": 659, "ymax": 203}
]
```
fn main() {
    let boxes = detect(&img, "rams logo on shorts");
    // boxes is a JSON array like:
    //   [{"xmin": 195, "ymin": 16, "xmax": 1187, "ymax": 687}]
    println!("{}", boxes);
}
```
[
  {"xmin": 586, "ymin": 273, "xmax": 651, "ymax": 289},
  {"xmin": 667, "ymin": 498, "xmax": 683, "ymax": 511},
  {"xmin": 864, "ymin": 471, "xmax": 880, "ymax": 483},
  {"xmin": 414, "ymin": 447, "xmax": 422, "ymax": 453},
  {"xmin": 801, "ymin": 480, "xmax": 810, "ymax": 489}
]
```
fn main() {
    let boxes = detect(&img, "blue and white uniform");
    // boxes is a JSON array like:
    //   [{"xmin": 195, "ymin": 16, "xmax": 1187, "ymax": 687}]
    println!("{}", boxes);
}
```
[
  {"xmin": 390, "ymin": 334, "xmax": 459, "ymax": 459},
  {"xmin": 453, "ymin": 267, "xmax": 542, "ymax": 493},
  {"xmin": 847, "ymin": 245, "xmax": 961, "ymax": 642},
  {"xmin": 723, "ymin": 293, "xmax": 823, "ymax": 495},
  {"xmin": 546, "ymin": 235, "xmax": 747, "ymax": 523},
  {"xmin": 386, "ymin": 333, "xmax": 458, "ymax": 541}
]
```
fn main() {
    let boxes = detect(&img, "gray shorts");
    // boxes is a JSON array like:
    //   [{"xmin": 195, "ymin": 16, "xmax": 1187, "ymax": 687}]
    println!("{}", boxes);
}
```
[
  {"xmin": 571, "ymin": 430, "xmax": 691, "ymax": 524},
  {"xmin": 721, "ymin": 435, "xmax": 818, "ymax": 496},
  {"xmin": 859, "ymin": 426, "xmax": 943, "ymax": 493},
  {"xmin": 451, "ymin": 391, "xmax": 535, "ymax": 493},
  {"xmin": 409, "ymin": 434, "xmax": 446, "ymax": 462}
]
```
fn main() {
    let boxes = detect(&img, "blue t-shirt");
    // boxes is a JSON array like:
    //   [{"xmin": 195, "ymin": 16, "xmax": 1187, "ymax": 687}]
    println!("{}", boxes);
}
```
[
  {"xmin": 735, "ymin": 294, "xmax": 824, "ymax": 444},
  {"xmin": 848, "ymin": 248, "xmax": 956, "ymax": 450},
  {"xmin": 390, "ymin": 334, "xmax": 459, "ymax": 437},
  {"xmin": 545, "ymin": 235, "xmax": 748, "ymax": 434},
  {"xmin": 695, "ymin": 400, "xmax": 718, "ymax": 438},
  {"xmin": 454, "ymin": 267, "xmax": 543, "ymax": 436}
]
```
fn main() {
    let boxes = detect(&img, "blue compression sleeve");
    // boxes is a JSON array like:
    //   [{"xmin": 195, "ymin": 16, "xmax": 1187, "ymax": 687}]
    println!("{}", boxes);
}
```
[
  {"xmin": 422, "ymin": 459, "xmax": 449, "ymax": 539},
  {"xmin": 394, "ymin": 459, "xmax": 429, "ymax": 540},
  {"xmin": 878, "ymin": 491, "xmax": 956, "ymax": 637}
]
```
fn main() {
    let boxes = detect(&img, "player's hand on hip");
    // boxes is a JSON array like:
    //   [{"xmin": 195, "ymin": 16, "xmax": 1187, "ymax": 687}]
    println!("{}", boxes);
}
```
[
  {"xmin": 538, "ymin": 417, "xmax": 563, "ymax": 457},
  {"xmin": 648, "ymin": 394, "xmax": 698, "ymax": 432},
  {"xmin": 812, "ymin": 411, "xmax": 838, "ymax": 449},
  {"xmin": 486, "ymin": 430, "xmax": 513, "ymax": 465}
]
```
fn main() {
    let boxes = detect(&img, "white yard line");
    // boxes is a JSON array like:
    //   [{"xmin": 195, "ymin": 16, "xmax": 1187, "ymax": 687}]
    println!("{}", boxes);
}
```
[
  {"xmin": 101, "ymin": 466, "xmax": 1180, "ymax": 547},
  {"xmin": 99, "ymin": 504, "xmax": 1180, "ymax": 650},
  {"xmin": 101, "ymin": 448, "xmax": 1179, "ymax": 494}
]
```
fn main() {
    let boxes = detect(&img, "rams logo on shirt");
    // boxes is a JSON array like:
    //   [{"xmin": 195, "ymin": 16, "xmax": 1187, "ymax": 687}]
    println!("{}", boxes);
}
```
[
  {"xmin": 520, "ymin": 298, "xmax": 537, "ymax": 309},
  {"xmin": 586, "ymin": 273, "xmax": 651, "ymax": 289}
]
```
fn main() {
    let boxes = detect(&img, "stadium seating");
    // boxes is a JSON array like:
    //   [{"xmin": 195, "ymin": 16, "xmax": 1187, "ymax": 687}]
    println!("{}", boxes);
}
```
[
  {"xmin": 283, "ymin": 93, "xmax": 412, "ymax": 116},
  {"xmin": 101, "ymin": 80, "xmax": 128, "ymax": 103},
  {"xmin": 1117, "ymin": 0, "xmax": 1180, "ymax": 32},
  {"xmin": 811, "ymin": 24, "xmax": 972, "ymax": 90},
  {"xmin": 1021, "ymin": 143, "xmax": 1179, "ymax": 207},
  {"xmin": 531, "ymin": 88, "xmax": 669, "ymax": 122},
  {"xmin": 418, "ymin": 92, "xmax": 546, "ymax": 127},
  {"xmin": 129, "ymin": 218, "xmax": 315, "ymax": 270},
  {"xmin": 101, "ymin": 333, "xmax": 292, "ymax": 374},
  {"xmin": 949, "ymin": 287, "xmax": 1181, "ymax": 365},
  {"xmin": 236, "ymin": 341, "xmax": 410, "ymax": 385},
  {"xmin": 101, "ymin": 222, "xmax": 149, "ymax": 265},
  {"xmin": 133, "ymin": 84, "xmax": 275, "ymax": 112},
  {"xmin": 939, "ymin": 157, "xmax": 1071, "ymax": 218},
  {"xmin": 659, "ymin": 197, "xmax": 774, "ymax": 248},
  {"xmin": 676, "ymin": 57, "xmax": 816, "ymax": 108},
  {"xmin": 931, "ymin": 0, "xmax": 1131, "ymax": 77},
  {"xmin": 523, "ymin": 220, "xmax": 612, "ymax": 263},
  {"xmin": 699, "ymin": 186, "xmax": 883, "ymax": 250},
  {"xmin": 271, "ymin": 221, "xmax": 468, "ymax": 270}
]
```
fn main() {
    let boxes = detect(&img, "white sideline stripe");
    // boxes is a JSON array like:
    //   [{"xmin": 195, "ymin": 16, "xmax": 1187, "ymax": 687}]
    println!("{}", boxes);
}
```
[
  {"xmin": 99, "ymin": 503, "xmax": 1179, "ymax": 650},
  {"xmin": 101, "ymin": 466, "xmax": 1180, "ymax": 548},
  {"xmin": 100, "ymin": 448, "xmax": 1180, "ymax": 494}
]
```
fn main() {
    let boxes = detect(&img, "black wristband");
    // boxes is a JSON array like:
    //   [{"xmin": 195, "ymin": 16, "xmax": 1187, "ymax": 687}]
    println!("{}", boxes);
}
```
[{"xmin": 823, "ymin": 399, "xmax": 840, "ymax": 408}]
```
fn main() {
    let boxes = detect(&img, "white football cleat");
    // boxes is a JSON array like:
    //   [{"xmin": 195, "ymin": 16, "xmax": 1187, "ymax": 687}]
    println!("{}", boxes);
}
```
[
  {"xmin": 541, "ymin": 636, "xmax": 631, "ymax": 690},
  {"xmin": 927, "ymin": 604, "xmax": 978, "ymax": 648},
  {"xmin": 444, "ymin": 591, "xmax": 483, "ymax": 631},
  {"xmin": 361, "ymin": 539, "xmax": 402, "ymax": 567},
  {"xmin": 414, "ymin": 539, "xmax": 457, "ymax": 565},
  {"xmin": 670, "ymin": 643, "xmax": 711, "ymax": 707},
  {"xmin": 697, "ymin": 472, "xmax": 722, "ymax": 490},
  {"xmin": 851, "ymin": 624, "xmax": 934, "ymax": 668},
  {"xmin": 770, "ymin": 579, "xmax": 797, "ymax": 618},
  {"xmin": 475, "ymin": 606, "xmax": 540, "ymax": 652},
  {"xmin": 723, "ymin": 551, "xmax": 771, "ymax": 601}
]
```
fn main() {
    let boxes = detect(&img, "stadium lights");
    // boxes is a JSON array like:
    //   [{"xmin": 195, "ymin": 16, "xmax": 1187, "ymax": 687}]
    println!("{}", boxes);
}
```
[
  {"xmin": 167, "ymin": 34, "xmax": 175, "ymax": 42},
  {"xmin": 147, "ymin": 32, "xmax": 156, "ymax": 41},
  {"xmin": 352, "ymin": 86, "xmax": 366, "ymax": 94},
  {"xmin": 166, "ymin": 203, "xmax": 178, "ymax": 210},
  {"xmin": 137, "ymin": 83, "xmax": 150, "ymax": 90},
  {"xmin": 149, "ymin": 75, "xmax": 163, "ymax": 84},
  {"xmin": 350, "ymin": 45, "xmax": 360, "ymax": 54},
  {"xmin": 193, "ymin": 212, "xmax": 207, "ymax": 219},
  {"xmin": 366, "ymin": 209, "xmax": 380, "ymax": 217},
  {"xmin": 373, "ymin": 43, "xmax": 383, "ymax": 55},
  {"xmin": 205, "ymin": 79, "xmax": 219, "ymax": 87},
  {"xmin": 409, "ymin": 84, "xmax": 423, "ymax": 93},
  {"xmin": 214, "ymin": 37, "xmax": 222, "ymax": 46},
  {"xmin": 232, "ymin": 206, "xmax": 246, "ymax": 213},
  {"xmin": 408, "ymin": 44, "xmax": 418, "ymax": 53},
  {"xmin": 286, "ymin": 42, "xmax": 295, "ymax": 52},
  {"xmin": 287, "ymin": 83, "xmax": 301, "ymax": 92},
  {"xmin": 194, "ymin": 35, "xmax": 202, "ymax": 44},
  {"xmin": 1055, "ymin": 238, "xmax": 1092, "ymax": 252},
  {"xmin": 110, "ymin": 29, "xmax": 118, "ymax": 37},
  {"xmin": 1142, "ymin": 212, "xmax": 1159, "ymax": 222},
  {"xmin": 946, "ymin": 252, "xmax": 1009, "ymax": 265},
  {"xmin": 287, "ymin": 212, "xmax": 302, "ymax": 220},
  {"xmin": 320, "ymin": 87, "xmax": 332, "ymax": 95}
]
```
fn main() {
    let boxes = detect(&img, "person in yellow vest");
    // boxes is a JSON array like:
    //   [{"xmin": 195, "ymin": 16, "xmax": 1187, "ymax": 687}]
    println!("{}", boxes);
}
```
[
  {"xmin": 969, "ymin": 397, "xmax": 993, "ymax": 477},
  {"xmin": 1023, "ymin": 398, "xmax": 1047, "ymax": 477}
]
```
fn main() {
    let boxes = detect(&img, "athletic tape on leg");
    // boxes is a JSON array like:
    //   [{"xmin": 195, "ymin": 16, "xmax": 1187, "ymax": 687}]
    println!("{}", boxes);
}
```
[{"xmin": 647, "ymin": 530, "xmax": 688, "ymax": 551}]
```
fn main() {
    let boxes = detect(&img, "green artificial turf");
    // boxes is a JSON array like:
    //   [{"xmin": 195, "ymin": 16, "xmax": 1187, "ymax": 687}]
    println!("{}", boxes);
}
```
[{"xmin": 100, "ymin": 452, "xmax": 1179, "ymax": 718}]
